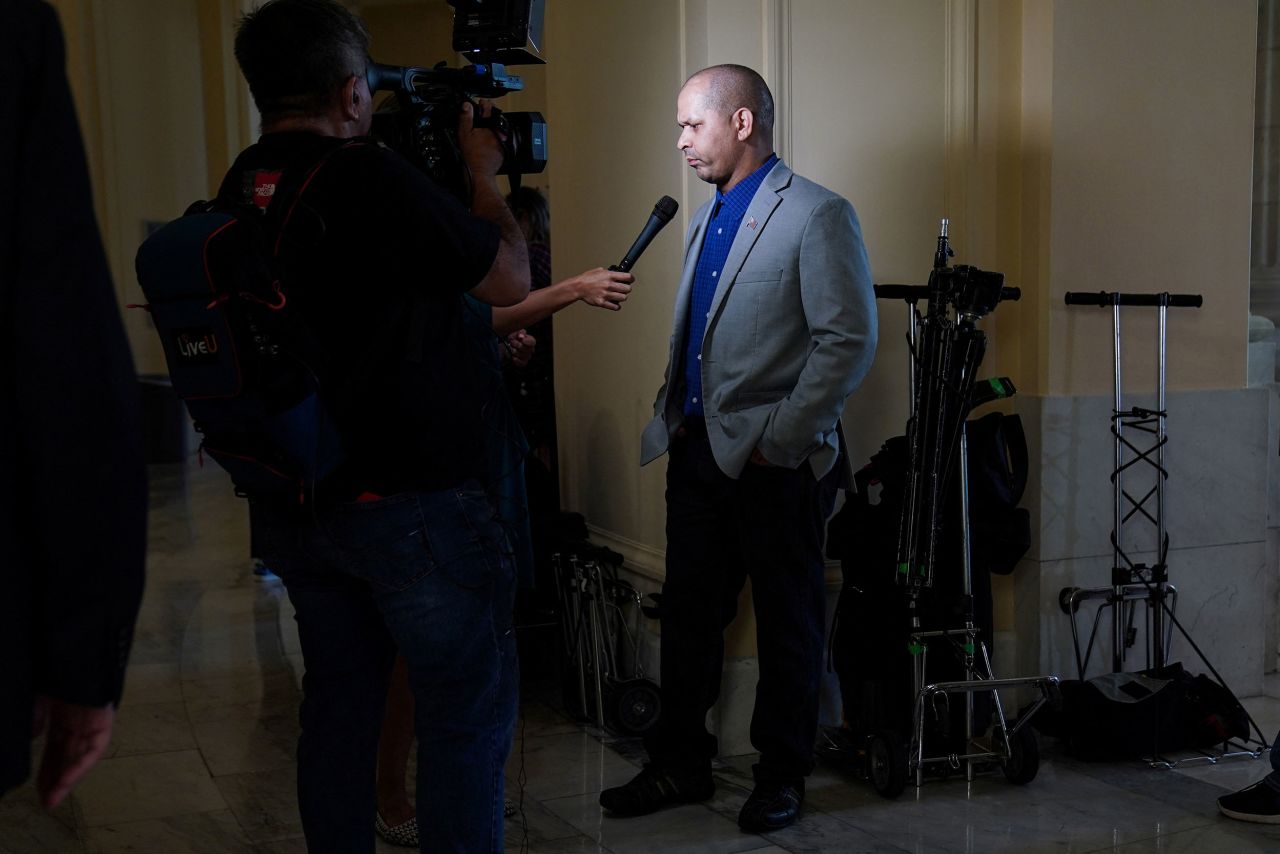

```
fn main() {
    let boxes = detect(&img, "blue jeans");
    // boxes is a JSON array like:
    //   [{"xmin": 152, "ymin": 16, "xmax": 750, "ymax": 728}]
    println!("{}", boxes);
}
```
[{"xmin": 256, "ymin": 485, "xmax": 519, "ymax": 853}]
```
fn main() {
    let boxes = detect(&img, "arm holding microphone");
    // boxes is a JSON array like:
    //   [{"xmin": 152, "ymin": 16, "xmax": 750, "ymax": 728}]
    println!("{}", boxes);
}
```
[
  {"xmin": 488, "ymin": 194, "xmax": 677, "ymax": 335},
  {"xmin": 490, "ymin": 268, "xmax": 635, "ymax": 335}
]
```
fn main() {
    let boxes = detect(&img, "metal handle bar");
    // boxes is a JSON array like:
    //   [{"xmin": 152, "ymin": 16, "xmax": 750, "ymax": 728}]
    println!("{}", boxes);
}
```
[
  {"xmin": 1064, "ymin": 291, "xmax": 1202, "ymax": 308},
  {"xmin": 874, "ymin": 283, "xmax": 1021, "ymax": 302},
  {"xmin": 873, "ymin": 283, "xmax": 928, "ymax": 301}
]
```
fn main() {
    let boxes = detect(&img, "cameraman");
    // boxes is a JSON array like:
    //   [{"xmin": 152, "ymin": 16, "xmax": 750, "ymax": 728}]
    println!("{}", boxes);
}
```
[{"xmin": 227, "ymin": 1, "xmax": 528, "ymax": 851}]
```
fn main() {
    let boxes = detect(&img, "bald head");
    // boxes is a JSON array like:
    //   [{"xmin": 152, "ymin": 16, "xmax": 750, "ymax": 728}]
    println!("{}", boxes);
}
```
[
  {"xmin": 676, "ymin": 64, "xmax": 776, "ymax": 191},
  {"xmin": 685, "ymin": 64, "xmax": 774, "ymax": 140}
]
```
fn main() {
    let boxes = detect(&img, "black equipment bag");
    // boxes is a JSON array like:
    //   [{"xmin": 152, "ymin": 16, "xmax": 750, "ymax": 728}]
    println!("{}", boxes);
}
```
[
  {"xmin": 1032, "ymin": 662, "xmax": 1250, "ymax": 759},
  {"xmin": 826, "ymin": 412, "xmax": 1031, "ymax": 740},
  {"xmin": 964, "ymin": 411, "xmax": 1031, "ymax": 576},
  {"xmin": 134, "ymin": 140, "xmax": 360, "ymax": 500},
  {"xmin": 827, "ymin": 436, "xmax": 915, "ymax": 738}
]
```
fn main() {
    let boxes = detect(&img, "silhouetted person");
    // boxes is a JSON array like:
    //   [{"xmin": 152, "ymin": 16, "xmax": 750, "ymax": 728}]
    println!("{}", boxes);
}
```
[
  {"xmin": 223, "ymin": 2, "xmax": 530, "ymax": 850},
  {"xmin": 0, "ymin": 0, "xmax": 147, "ymax": 809}
]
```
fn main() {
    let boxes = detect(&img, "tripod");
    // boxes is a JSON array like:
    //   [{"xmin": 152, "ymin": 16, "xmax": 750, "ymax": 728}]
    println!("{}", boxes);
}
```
[{"xmin": 879, "ymin": 220, "xmax": 1059, "ymax": 789}]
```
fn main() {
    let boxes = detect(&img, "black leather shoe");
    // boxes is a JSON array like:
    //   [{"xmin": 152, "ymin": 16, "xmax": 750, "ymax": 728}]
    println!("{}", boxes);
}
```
[
  {"xmin": 737, "ymin": 781, "xmax": 803, "ymax": 832},
  {"xmin": 598, "ymin": 764, "xmax": 715, "ymax": 816}
]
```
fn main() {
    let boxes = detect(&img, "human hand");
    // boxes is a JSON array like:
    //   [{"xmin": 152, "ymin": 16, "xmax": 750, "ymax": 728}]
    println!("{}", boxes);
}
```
[
  {"xmin": 33, "ymin": 695, "xmax": 115, "ymax": 809},
  {"xmin": 749, "ymin": 447, "xmax": 778, "ymax": 468},
  {"xmin": 458, "ymin": 100, "xmax": 505, "ymax": 179},
  {"xmin": 573, "ymin": 268, "xmax": 635, "ymax": 310},
  {"xmin": 504, "ymin": 330, "xmax": 536, "ymax": 368}
]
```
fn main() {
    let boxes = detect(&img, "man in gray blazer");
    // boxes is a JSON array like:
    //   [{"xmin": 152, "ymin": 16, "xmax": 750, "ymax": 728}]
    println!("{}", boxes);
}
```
[{"xmin": 599, "ymin": 64, "xmax": 876, "ymax": 832}]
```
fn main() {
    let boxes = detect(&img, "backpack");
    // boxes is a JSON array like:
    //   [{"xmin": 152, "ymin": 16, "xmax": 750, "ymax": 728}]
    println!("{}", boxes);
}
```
[{"xmin": 134, "ymin": 140, "xmax": 362, "ymax": 501}]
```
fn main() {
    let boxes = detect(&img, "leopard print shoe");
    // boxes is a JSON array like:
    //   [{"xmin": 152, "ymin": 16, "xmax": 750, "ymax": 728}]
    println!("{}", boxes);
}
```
[{"xmin": 374, "ymin": 813, "xmax": 419, "ymax": 848}]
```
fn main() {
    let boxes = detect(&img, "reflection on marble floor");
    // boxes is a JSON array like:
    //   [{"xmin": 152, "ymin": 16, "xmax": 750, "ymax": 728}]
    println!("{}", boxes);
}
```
[{"xmin": 4, "ymin": 461, "xmax": 1280, "ymax": 853}]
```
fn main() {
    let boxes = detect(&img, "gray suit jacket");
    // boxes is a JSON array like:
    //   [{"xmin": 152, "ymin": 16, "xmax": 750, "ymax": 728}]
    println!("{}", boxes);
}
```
[{"xmin": 640, "ymin": 160, "xmax": 877, "ymax": 480}]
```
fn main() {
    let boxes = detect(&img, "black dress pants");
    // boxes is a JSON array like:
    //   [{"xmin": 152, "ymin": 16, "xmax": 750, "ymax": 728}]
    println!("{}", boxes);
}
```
[{"xmin": 646, "ymin": 424, "xmax": 838, "ymax": 784}]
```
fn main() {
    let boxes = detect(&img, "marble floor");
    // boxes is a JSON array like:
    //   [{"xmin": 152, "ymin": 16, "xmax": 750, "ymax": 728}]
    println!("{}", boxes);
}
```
[{"xmin": 4, "ymin": 461, "xmax": 1280, "ymax": 853}]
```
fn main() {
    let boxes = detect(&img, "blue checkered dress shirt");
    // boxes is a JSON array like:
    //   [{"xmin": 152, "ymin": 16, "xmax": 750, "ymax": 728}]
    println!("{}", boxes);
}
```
[{"xmin": 682, "ymin": 154, "xmax": 779, "ymax": 416}]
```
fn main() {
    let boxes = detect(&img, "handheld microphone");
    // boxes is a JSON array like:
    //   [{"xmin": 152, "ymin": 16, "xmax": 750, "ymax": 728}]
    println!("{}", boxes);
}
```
[{"xmin": 612, "ymin": 196, "xmax": 679, "ymax": 273}]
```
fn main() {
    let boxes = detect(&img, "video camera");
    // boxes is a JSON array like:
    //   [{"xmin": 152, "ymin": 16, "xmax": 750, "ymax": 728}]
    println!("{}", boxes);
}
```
[
  {"xmin": 923, "ymin": 220, "xmax": 1016, "ymax": 323},
  {"xmin": 366, "ymin": 0, "xmax": 547, "ymax": 203},
  {"xmin": 932, "ymin": 264, "xmax": 1008, "ymax": 322}
]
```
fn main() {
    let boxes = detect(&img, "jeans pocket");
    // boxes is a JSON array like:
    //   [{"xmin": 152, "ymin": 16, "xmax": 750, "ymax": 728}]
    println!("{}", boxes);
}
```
[
  {"xmin": 422, "ymin": 490, "xmax": 511, "ymax": 591},
  {"xmin": 327, "ymin": 495, "xmax": 436, "ymax": 592}
]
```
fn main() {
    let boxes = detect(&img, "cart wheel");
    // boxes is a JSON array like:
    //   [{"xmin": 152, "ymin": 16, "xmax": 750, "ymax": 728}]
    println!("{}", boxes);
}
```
[
  {"xmin": 997, "ymin": 722, "xmax": 1039, "ymax": 785},
  {"xmin": 868, "ymin": 730, "xmax": 908, "ymax": 799},
  {"xmin": 1058, "ymin": 587, "xmax": 1082, "ymax": 614},
  {"xmin": 606, "ymin": 679, "xmax": 662, "ymax": 736}
]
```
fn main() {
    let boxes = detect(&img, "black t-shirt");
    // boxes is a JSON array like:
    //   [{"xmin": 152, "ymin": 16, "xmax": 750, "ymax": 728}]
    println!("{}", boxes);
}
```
[{"xmin": 218, "ymin": 131, "xmax": 501, "ymax": 496}]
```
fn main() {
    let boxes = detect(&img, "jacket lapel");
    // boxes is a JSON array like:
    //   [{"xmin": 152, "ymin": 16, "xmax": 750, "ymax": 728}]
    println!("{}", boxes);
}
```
[{"xmin": 704, "ymin": 161, "xmax": 792, "ymax": 329}]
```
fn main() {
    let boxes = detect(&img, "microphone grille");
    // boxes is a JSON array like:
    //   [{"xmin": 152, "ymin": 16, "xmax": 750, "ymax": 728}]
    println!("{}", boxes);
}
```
[{"xmin": 654, "ymin": 195, "xmax": 679, "ymax": 222}]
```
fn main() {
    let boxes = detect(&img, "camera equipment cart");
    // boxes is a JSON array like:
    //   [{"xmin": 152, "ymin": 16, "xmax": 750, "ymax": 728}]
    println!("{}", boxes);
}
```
[
  {"xmin": 552, "ymin": 550, "xmax": 661, "ymax": 736},
  {"xmin": 1058, "ymin": 290, "xmax": 1269, "ymax": 769},
  {"xmin": 823, "ymin": 221, "xmax": 1059, "ymax": 796}
]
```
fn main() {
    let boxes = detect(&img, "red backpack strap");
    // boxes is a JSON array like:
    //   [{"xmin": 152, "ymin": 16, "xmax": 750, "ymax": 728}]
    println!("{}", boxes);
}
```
[{"xmin": 270, "ymin": 138, "xmax": 370, "ymax": 258}]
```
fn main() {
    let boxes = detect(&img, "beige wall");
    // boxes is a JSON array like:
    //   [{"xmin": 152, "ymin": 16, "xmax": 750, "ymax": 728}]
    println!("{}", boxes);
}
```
[
  {"xmin": 359, "ymin": 1, "xmax": 456, "ymax": 66},
  {"xmin": 1046, "ymin": 0, "xmax": 1255, "ymax": 396},
  {"xmin": 75, "ymin": 0, "xmax": 212, "ymax": 376},
  {"xmin": 196, "ymin": 1, "xmax": 256, "ymax": 196},
  {"xmin": 545, "ymin": 1, "xmax": 687, "ymax": 572}
]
